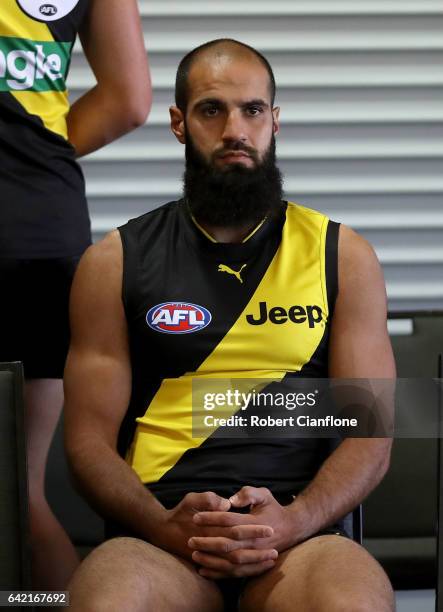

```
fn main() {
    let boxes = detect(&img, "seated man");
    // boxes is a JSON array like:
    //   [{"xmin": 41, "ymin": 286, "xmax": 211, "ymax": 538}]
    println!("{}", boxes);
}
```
[{"xmin": 64, "ymin": 39, "xmax": 395, "ymax": 611}]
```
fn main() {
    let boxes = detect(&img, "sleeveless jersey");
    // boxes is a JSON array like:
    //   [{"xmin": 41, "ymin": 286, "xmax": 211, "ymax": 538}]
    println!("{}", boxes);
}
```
[
  {"xmin": 0, "ymin": 0, "xmax": 91, "ymax": 257},
  {"xmin": 118, "ymin": 200, "xmax": 340, "ymax": 508}
]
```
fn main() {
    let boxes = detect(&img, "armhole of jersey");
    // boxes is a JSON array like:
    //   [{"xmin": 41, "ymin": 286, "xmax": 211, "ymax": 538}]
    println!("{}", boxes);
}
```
[
  {"xmin": 64, "ymin": 40, "xmax": 74, "ymax": 80},
  {"xmin": 325, "ymin": 220, "xmax": 340, "ymax": 321},
  {"xmin": 118, "ymin": 223, "xmax": 137, "ymax": 321}
]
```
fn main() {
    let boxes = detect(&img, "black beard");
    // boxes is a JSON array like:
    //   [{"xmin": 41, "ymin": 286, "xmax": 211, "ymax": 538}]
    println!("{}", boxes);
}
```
[{"xmin": 183, "ymin": 133, "xmax": 284, "ymax": 228}]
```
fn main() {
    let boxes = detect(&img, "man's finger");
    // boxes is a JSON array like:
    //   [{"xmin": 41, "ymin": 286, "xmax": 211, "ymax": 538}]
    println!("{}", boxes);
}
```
[
  {"xmin": 194, "ymin": 510, "xmax": 256, "ymax": 527},
  {"xmin": 230, "ymin": 486, "xmax": 270, "ymax": 508},
  {"xmin": 229, "ymin": 524, "xmax": 273, "ymax": 541},
  {"xmin": 199, "ymin": 524, "xmax": 272, "ymax": 541},
  {"xmin": 227, "ymin": 547, "xmax": 278, "ymax": 565},
  {"xmin": 189, "ymin": 536, "xmax": 250, "ymax": 553},
  {"xmin": 189, "ymin": 534, "xmax": 271, "ymax": 553},
  {"xmin": 192, "ymin": 549, "xmax": 277, "ymax": 571},
  {"xmin": 197, "ymin": 524, "xmax": 273, "ymax": 543},
  {"xmin": 182, "ymin": 491, "xmax": 231, "ymax": 512},
  {"xmin": 197, "ymin": 558, "xmax": 277, "ymax": 579}
]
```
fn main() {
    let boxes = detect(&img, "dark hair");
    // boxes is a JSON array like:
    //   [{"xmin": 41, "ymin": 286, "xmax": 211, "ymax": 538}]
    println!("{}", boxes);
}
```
[{"xmin": 175, "ymin": 38, "xmax": 276, "ymax": 112}]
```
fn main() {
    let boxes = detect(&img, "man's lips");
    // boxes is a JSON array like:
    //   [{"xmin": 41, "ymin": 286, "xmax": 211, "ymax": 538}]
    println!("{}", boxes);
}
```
[{"xmin": 218, "ymin": 151, "xmax": 252, "ymax": 162}]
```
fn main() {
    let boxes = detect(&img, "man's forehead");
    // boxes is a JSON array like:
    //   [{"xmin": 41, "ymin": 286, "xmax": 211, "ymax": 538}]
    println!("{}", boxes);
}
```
[{"xmin": 187, "ymin": 52, "xmax": 271, "ymax": 105}]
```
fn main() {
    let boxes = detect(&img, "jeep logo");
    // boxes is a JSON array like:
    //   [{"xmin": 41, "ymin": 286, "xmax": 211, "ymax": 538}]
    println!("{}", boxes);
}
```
[
  {"xmin": 39, "ymin": 4, "xmax": 57, "ymax": 16},
  {"xmin": 246, "ymin": 302, "xmax": 323, "ymax": 328}
]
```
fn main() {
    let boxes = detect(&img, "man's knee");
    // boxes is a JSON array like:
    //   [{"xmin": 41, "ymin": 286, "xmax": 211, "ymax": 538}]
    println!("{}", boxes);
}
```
[
  {"xmin": 71, "ymin": 593, "xmax": 130, "ymax": 612},
  {"xmin": 69, "ymin": 537, "xmax": 222, "ymax": 612},
  {"xmin": 91, "ymin": 536, "xmax": 156, "ymax": 560},
  {"xmin": 69, "ymin": 538, "xmax": 157, "ymax": 611},
  {"xmin": 315, "ymin": 584, "xmax": 395, "ymax": 612},
  {"xmin": 70, "ymin": 576, "xmax": 151, "ymax": 612},
  {"xmin": 242, "ymin": 589, "xmax": 394, "ymax": 612}
]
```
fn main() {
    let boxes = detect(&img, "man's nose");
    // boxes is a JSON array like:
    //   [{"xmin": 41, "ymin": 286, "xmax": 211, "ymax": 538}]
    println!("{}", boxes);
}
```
[{"xmin": 221, "ymin": 110, "xmax": 247, "ymax": 144}]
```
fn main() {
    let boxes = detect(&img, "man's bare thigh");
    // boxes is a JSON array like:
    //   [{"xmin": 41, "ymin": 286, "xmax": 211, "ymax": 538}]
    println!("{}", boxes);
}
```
[
  {"xmin": 239, "ymin": 534, "xmax": 394, "ymax": 612},
  {"xmin": 68, "ymin": 537, "xmax": 224, "ymax": 612}
]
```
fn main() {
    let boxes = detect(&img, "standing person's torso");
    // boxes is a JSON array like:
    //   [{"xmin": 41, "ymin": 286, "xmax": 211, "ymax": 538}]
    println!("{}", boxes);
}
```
[
  {"xmin": 118, "ymin": 200, "xmax": 340, "ymax": 507},
  {"xmin": 0, "ymin": 0, "xmax": 91, "ymax": 257}
]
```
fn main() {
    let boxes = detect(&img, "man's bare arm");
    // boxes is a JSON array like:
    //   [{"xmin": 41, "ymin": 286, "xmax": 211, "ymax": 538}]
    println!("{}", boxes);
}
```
[
  {"xmin": 64, "ymin": 232, "xmax": 166, "ymax": 539},
  {"xmin": 67, "ymin": 0, "xmax": 151, "ymax": 157},
  {"xmin": 64, "ymin": 232, "xmax": 274, "ymax": 565},
  {"xmin": 188, "ymin": 225, "xmax": 396, "ymax": 565},
  {"xmin": 286, "ymin": 224, "xmax": 395, "ymax": 539}
]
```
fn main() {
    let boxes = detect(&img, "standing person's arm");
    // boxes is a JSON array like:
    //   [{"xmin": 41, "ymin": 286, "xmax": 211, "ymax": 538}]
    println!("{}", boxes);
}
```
[
  {"xmin": 67, "ymin": 0, "xmax": 151, "ymax": 157},
  {"xmin": 64, "ymin": 232, "xmax": 275, "ymax": 568}
]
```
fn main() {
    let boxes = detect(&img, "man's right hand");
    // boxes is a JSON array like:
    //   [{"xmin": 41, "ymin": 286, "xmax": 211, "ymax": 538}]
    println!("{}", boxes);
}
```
[{"xmin": 150, "ymin": 492, "xmax": 278, "ymax": 576}]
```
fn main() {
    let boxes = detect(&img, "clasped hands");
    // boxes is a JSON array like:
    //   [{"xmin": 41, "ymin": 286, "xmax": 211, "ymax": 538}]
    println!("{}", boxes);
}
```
[{"xmin": 157, "ymin": 486, "xmax": 300, "ymax": 579}]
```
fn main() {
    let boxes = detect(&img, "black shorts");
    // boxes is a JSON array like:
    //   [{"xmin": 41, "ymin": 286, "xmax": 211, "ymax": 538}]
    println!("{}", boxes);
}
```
[{"xmin": 0, "ymin": 256, "xmax": 80, "ymax": 378}]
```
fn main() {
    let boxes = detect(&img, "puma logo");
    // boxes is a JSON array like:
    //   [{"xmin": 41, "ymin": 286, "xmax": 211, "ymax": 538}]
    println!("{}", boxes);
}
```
[{"xmin": 218, "ymin": 263, "xmax": 247, "ymax": 284}]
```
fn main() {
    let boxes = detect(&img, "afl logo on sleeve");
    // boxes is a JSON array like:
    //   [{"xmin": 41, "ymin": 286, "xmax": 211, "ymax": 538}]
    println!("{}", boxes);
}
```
[
  {"xmin": 146, "ymin": 302, "xmax": 212, "ymax": 334},
  {"xmin": 16, "ymin": 0, "xmax": 80, "ymax": 21}
]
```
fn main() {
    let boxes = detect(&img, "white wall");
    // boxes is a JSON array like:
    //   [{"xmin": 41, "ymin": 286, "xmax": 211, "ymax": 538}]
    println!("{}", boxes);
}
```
[{"xmin": 69, "ymin": 0, "xmax": 443, "ymax": 311}]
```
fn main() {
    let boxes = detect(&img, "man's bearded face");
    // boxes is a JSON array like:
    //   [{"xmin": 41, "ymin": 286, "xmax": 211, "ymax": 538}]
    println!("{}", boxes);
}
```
[{"xmin": 183, "ymin": 128, "xmax": 284, "ymax": 228}]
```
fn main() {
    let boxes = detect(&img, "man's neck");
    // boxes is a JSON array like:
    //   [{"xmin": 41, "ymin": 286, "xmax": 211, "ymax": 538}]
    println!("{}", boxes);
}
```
[
  {"xmin": 200, "ymin": 223, "xmax": 252, "ymax": 244},
  {"xmin": 191, "ymin": 216, "xmax": 267, "ymax": 244}
]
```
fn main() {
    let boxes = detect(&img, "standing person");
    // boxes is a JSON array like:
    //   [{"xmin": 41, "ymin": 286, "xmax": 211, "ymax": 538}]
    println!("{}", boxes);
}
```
[
  {"xmin": 64, "ymin": 39, "xmax": 395, "ymax": 611},
  {"xmin": 0, "ymin": 0, "xmax": 151, "ymax": 591}
]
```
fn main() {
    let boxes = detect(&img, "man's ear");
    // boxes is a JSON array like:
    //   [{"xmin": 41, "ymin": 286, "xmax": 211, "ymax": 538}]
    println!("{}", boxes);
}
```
[
  {"xmin": 272, "ymin": 106, "xmax": 280, "ymax": 135},
  {"xmin": 170, "ymin": 106, "xmax": 186, "ymax": 144}
]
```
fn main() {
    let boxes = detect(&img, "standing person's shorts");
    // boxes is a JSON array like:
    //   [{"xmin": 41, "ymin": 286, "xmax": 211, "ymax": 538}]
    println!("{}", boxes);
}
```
[{"xmin": 0, "ymin": 256, "xmax": 81, "ymax": 379}]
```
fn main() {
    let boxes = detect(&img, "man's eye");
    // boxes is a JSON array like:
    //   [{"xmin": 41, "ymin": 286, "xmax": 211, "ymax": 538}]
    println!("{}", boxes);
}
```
[
  {"xmin": 246, "ymin": 106, "xmax": 262, "ymax": 116},
  {"xmin": 203, "ymin": 107, "xmax": 219, "ymax": 116}
]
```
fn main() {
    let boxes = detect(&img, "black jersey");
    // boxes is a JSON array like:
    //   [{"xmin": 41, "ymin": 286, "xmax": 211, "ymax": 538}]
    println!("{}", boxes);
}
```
[
  {"xmin": 0, "ymin": 0, "xmax": 91, "ymax": 257},
  {"xmin": 118, "ymin": 200, "xmax": 339, "ymax": 508}
]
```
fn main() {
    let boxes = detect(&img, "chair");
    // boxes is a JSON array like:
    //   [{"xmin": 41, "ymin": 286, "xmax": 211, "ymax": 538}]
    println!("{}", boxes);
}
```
[
  {"xmin": 46, "ymin": 413, "xmax": 104, "ymax": 558},
  {"xmin": 363, "ymin": 311, "xmax": 443, "ymax": 590},
  {"xmin": 0, "ymin": 362, "xmax": 31, "ymax": 590},
  {"xmin": 436, "ymin": 353, "xmax": 442, "ymax": 611},
  {"xmin": 349, "ymin": 505, "xmax": 363, "ymax": 545}
]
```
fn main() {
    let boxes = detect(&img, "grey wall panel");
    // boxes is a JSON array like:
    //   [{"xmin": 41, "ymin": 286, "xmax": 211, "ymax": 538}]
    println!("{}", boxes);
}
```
[{"xmin": 69, "ymin": 0, "xmax": 443, "ymax": 311}]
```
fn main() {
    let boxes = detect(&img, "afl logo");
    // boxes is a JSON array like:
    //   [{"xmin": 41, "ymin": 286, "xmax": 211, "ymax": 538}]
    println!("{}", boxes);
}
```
[
  {"xmin": 16, "ymin": 0, "xmax": 80, "ymax": 21},
  {"xmin": 40, "ymin": 5, "xmax": 57, "ymax": 16},
  {"xmin": 146, "ymin": 302, "xmax": 212, "ymax": 334}
]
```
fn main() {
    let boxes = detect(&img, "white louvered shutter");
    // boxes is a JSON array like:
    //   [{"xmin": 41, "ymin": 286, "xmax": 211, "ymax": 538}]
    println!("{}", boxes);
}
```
[{"xmin": 69, "ymin": 0, "xmax": 443, "ymax": 311}]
